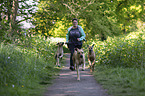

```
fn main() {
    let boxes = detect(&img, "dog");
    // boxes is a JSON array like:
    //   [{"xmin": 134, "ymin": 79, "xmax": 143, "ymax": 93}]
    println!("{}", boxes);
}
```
[
  {"xmin": 55, "ymin": 42, "xmax": 64, "ymax": 67},
  {"xmin": 72, "ymin": 48, "xmax": 85, "ymax": 81},
  {"xmin": 87, "ymin": 44, "xmax": 96, "ymax": 72}
]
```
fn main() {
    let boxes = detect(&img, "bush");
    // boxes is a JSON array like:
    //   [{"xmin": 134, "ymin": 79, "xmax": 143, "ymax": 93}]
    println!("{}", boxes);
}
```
[
  {"xmin": 86, "ymin": 32, "xmax": 145, "ymax": 68},
  {"xmin": 84, "ymin": 31, "xmax": 145, "ymax": 96}
]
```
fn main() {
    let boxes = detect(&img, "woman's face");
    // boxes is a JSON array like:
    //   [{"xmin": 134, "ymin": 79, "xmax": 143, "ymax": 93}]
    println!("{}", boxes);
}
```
[{"xmin": 72, "ymin": 20, "xmax": 78, "ymax": 27}]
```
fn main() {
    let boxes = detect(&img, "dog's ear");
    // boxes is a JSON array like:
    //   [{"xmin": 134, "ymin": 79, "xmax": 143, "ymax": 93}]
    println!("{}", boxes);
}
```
[
  {"xmin": 74, "ymin": 48, "xmax": 77, "ymax": 51},
  {"xmin": 56, "ymin": 43, "xmax": 59, "ymax": 45},
  {"xmin": 92, "ymin": 44, "xmax": 95, "ymax": 47}
]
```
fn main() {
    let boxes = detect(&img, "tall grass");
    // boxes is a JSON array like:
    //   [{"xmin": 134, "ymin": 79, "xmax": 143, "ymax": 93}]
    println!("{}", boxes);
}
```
[
  {"xmin": 84, "ymin": 31, "xmax": 145, "ymax": 96},
  {"xmin": 93, "ymin": 32, "xmax": 145, "ymax": 68},
  {"xmin": 0, "ymin": 35, "xmax": 59, "ymax": 96}
]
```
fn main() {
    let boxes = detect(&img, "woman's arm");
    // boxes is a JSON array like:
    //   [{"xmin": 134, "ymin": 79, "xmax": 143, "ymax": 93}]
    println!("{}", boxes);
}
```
[
  {"xmin": 66, "ymin": 31, "xmax": 69, "ymax": 42},
  {"xmin": 78, "ymin": 26, "xmax": 86, "ymax": 41}
]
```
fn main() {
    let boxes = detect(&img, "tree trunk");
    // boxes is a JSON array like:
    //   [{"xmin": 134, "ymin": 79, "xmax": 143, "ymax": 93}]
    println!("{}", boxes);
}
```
[
  {"xmin": 8, "ymin": 0, "xmax": 12, "ymax": 24},
  {"xmin": 10, "ymin": 0, "xmax": 18, "ymax": 37}
]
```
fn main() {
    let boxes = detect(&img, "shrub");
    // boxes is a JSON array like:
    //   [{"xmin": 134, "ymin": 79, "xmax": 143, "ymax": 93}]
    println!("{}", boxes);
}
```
[{"xmin": 88, "ymin": 32, "xmax": 145, "ymax": 68}]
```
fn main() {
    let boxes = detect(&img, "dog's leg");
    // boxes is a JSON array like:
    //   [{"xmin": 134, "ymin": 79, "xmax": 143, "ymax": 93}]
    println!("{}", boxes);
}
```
[
  {"xmin": 55, "ymin": 55, "xmax": 58, "ymax": 66},
  {"xmin": 76, "ymin": 64, "xmax": 80, "ymax": 81},
  {"xmin": 88, "ymin": 58, "xmax": 92, "ymax": 66},
  {"xmin": 59, "ymin": 54, "xmax": 63, "ymax": 60},
  {"xmin": 57, "ymin": 57, "xmax": 60, "ymax": 67},
  {"xmin": 88, "ymin": 59, "xmax": 92, "ymax": 72},
  {"xmin": 56, "ymin": 57, "xmax": 58, "ymax": 66},
  {"xmin": 72, "ymin": 56, "xmax": 75, "ymax": 70},
  {"xmin": 82, "ymin": 59, "xmax": 85, "ymax": 71},
  {"xmin": 74, "ymin": 61, "xmax": 76, "ymax": 70},
  {"xmin": 56, "ymin": 60, "xmax": 57, "ymax": 66},
  {"xmin": 59, "ymin": 47, "xmax": 63, "ymax": 60},
  {"xmin": 92, "ymin": 60, "xmax": 95, "ymax": 71},
  {"xmin": 57, "ymin": 54, "xmax": 62, "ymax": 67},
  {"xmin": 90, "ymin": 65, "xmax": 92, "ymax": 72},
  {"xmin": 82, "ymin": 63, "xmax": 85, "ymax": 71}
]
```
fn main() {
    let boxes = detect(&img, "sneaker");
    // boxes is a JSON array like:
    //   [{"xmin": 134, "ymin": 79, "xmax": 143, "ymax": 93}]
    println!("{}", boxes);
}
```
[{"xmin": 69, "ymin": 66, "xmax": 74, "ymax": 71}]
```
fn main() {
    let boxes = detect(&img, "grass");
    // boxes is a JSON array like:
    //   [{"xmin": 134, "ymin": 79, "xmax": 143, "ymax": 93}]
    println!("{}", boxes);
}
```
[
  {"xmin": 0, "ymin": 35, "xmax": 62, "ymax": 96},
  {"xmin": 94, "ymin": 65, "xmax": 145, "ymax": 96},
  {"xmin": 0, "ymin": 31, "xmax": 144, "ymax": 96},
  {"xmin": 83, "ymin": 31, "xmax": 145, "ymax": 96}
]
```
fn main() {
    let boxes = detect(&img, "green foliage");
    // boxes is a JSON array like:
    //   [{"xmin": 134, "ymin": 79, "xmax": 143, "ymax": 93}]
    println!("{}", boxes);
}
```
[
  {"xmin": 114, "ymin": 0, "xmax": 145, "ymax": 33},
  {"xmin": 87, "ymin": 31, "xmax": 145, "ymax": 68},
  {"xmin": 32, "ymin": 0, "xmax": 144, "ymax": 40},
  {"xmin": 0, "ymin": 0, "xmax": 38, "ymax": 42},
  {"xmin": 1, "ymin": 0, "xmax": 144, "ymax": 42},
  {"xmin": 84, "ymin": 31, "xmax": 145, "ymax": 96},
  {"xmin": 0, "ymin": 36, "xmax": 59, "ymax": 96},
  {"xmin": 31, "ymin": 0, "xmax": 62, "ymax": 37},
  {"xmin": 80, "ymin": 0, "xmax": 121, "ymax": 40}
]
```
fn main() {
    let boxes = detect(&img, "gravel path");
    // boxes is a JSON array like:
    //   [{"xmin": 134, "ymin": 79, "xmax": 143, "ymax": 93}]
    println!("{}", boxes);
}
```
[{"xmin": 44, "ymin": 53, "xmax": 108, "ymax": 96}]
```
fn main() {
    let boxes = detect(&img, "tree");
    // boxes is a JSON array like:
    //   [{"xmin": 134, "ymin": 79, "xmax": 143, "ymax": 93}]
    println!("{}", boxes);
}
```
[
  {"xmin": 115, "ymin": 0, "xmax": 145, "ymax": 33},
  {"xmin": 32, "ymin": 0, "xmax": 144, "ymax": 40},
  {"xmin": 32, "ymin": 0, "xmax": 120, "ymax": 40},
  {"xmin": 0, "ymin": 0, "xmax": 38, "ymax": 42}
]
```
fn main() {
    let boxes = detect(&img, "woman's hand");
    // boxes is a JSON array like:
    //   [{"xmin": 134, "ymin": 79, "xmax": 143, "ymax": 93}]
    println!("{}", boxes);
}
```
[{"xmin": 77, "ymin": 38, "xmax": 80, "ymax": 41}]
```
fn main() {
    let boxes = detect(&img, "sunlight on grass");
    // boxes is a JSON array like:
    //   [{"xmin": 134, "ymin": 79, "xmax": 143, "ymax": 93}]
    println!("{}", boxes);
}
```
[{"xmin": 126, "ymin": 31, "xmax": 144, "ymax": 40}]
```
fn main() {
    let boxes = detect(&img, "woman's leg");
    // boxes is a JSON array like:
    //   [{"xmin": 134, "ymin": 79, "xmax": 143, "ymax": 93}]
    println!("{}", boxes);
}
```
[{"xmin": 69, "ymin": 44, "xmax": 75, "ymax": 70}]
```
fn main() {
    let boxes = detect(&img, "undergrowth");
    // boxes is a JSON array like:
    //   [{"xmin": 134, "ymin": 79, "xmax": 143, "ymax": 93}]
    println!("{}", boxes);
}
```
[
  {"xmin": 84, "ymin": 31, "xmax": 145, "ymax": 96},
  {"xmin": 0, "ymin": 35, "xmax": 60, "ymax": 96}
]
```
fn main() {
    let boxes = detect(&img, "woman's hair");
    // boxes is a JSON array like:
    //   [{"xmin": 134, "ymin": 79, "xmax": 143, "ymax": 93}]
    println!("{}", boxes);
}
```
[{"xmin": 72, "ymin": 18, "xmax": 78, "ymax": 22}]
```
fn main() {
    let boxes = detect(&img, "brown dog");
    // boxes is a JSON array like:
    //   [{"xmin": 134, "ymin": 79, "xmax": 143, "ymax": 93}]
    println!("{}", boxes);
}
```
[
  {"xmin": 55, "ymin": 42, "xmax": 64, "ymax": 67},
  {"xmin": 72, "ymin": 48, "xmax": 85, "ymax": 81},
  {"xmin": 87, "ymin": 44, "xmax": 95, "ymax": 72}
]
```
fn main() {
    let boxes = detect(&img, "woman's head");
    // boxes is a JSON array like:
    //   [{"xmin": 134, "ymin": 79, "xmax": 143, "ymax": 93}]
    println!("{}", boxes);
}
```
[{"xmin": 72, "ymin": 18, "xmax": 78, "ymax": 27}]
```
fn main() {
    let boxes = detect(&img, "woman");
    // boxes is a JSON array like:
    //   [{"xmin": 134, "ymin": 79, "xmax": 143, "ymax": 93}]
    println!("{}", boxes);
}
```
[{"xmin": 66, "ymin": 18, "xmax": 86, "ymax": 71}]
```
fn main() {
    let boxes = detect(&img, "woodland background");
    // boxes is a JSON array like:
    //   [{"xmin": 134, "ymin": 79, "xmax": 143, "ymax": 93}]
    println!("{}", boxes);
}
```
[{"xmin": 0, "ymin": 0, "xmax": 145, "ymax": 96}]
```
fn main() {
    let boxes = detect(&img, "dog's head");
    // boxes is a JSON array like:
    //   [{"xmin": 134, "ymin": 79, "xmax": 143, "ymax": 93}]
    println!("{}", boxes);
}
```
[
  {"xmin": 88, "ymin": 44, "xmax": 95, "ymax": 52},
  {"xmin": 56, "ymin": 42, "xmax": 64, "ymax": 46},
  {"xmin": 74, "ymin": 48, "xmax": 84, "ymax": 58}
]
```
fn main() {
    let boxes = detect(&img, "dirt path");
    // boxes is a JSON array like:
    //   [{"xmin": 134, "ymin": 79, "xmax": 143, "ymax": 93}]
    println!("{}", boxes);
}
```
[{"xmin": 44, "ymin": 53, "xmax": 108, "ymax": 96}]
